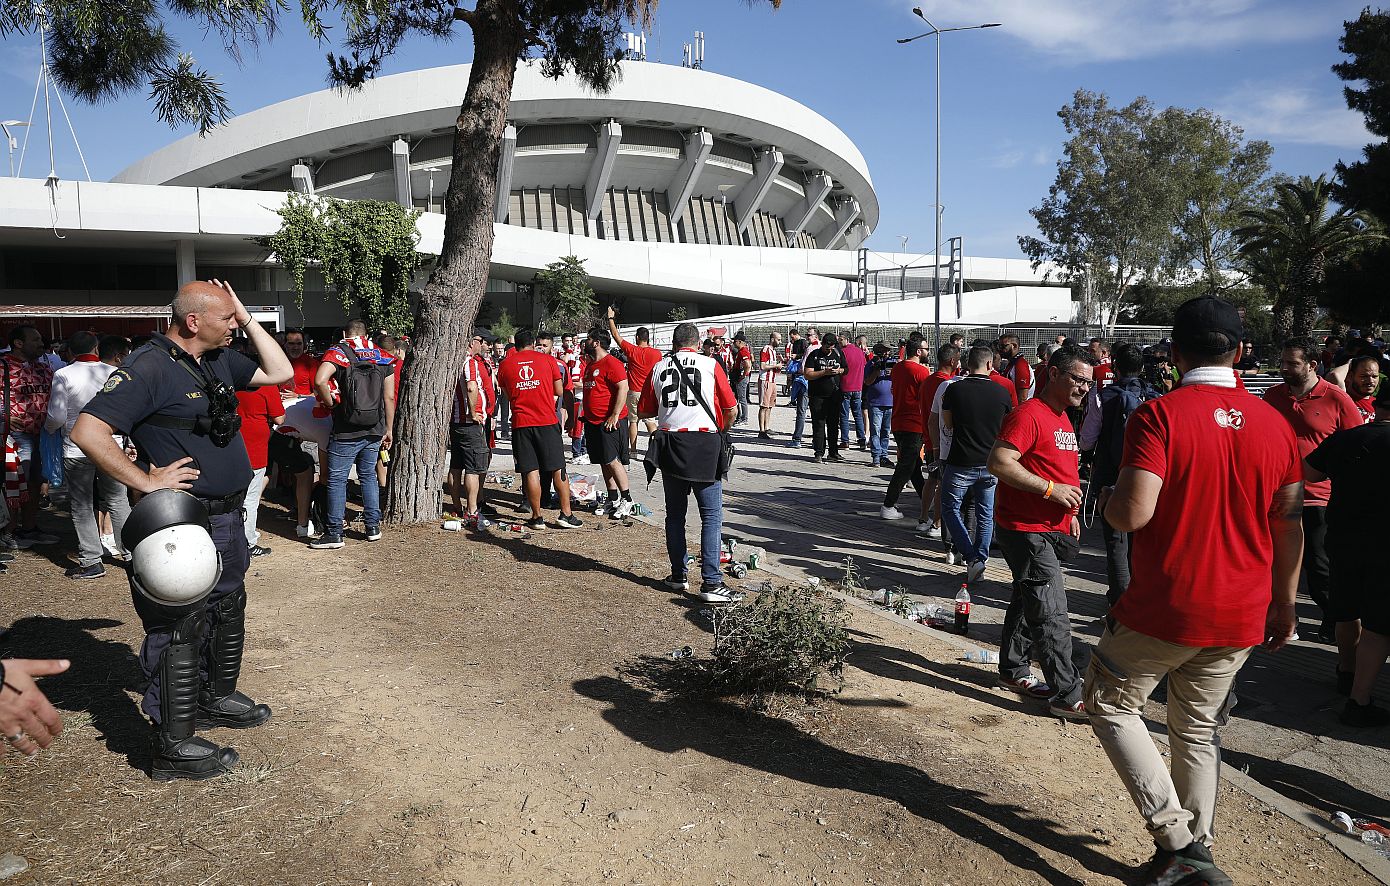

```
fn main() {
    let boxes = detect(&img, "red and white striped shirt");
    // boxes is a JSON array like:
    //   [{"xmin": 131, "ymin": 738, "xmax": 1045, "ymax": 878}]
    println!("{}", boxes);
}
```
[{"xmin": 452, "ymin": 354, "xmax": 495, "ymax": 423}]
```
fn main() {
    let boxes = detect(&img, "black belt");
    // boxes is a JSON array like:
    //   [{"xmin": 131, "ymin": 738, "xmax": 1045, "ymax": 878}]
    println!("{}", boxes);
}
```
[{"xmin": 197, "ymin": 490, "xmax": 246, "ymax": 516}]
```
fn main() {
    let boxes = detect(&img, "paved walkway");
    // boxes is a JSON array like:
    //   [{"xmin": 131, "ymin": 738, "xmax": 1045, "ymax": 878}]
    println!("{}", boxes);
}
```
[{"xmin": 490, "ymin": 400, "xmax": 1390, "ymax": 846}]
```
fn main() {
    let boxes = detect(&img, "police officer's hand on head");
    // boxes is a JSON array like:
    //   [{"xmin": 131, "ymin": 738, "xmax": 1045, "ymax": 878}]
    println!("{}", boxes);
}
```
[{"xmin": 209, "ymin": 279, "xmax": 252, "ymax": 328}]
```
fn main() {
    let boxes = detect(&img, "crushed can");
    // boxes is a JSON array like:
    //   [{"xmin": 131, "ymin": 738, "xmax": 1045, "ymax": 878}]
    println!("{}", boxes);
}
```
[{"xmin": 728, "ymin": 562, "xmax": 748, "ymax": 579}]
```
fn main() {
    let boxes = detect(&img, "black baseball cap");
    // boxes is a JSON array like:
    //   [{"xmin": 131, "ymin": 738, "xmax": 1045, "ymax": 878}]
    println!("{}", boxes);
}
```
[{"xmin": 1171, "ymin": 295, "xmax": 1243, "ymax": 356}]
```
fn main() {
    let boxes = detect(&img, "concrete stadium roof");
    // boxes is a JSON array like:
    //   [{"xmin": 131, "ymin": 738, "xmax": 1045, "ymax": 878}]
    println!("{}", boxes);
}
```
[{"xmin": 113, "ymin": 60, "xmax": 879, "ymax": 237}]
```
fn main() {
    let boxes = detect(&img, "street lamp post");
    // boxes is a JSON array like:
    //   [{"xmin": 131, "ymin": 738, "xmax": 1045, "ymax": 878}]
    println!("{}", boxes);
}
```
[
  {"xmin": 0, "ymin": 121, "xmax": 30, "ymax": 178},
  {"xmin": 899, "ymin": 10, "xmax": 1000, "ymax": 350}
]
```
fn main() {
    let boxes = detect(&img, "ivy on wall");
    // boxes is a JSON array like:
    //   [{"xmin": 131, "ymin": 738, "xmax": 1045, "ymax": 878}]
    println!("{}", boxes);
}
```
[{"xmin": 260, "ymin": 193, "xmax": 434, "ymax": 333}]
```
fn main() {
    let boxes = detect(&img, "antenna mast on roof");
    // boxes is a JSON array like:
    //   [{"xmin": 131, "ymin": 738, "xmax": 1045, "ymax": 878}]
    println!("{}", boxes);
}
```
[
  {"xmin": 681, "ymin": 42, "xmax": 692, "ymax": 67},
  {"xmin": 623, "ymin": 31, "xmax": 648, "ymax": 61},
  {"xmin": 692, "ymin": 31, "xmax": 705, "ymax": 69}
]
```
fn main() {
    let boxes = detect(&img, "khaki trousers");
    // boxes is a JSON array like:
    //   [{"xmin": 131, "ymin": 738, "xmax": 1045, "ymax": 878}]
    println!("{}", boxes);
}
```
[{"xmin": 1085, "ymin": 622, "xmax": 1251, "ymax": 851}]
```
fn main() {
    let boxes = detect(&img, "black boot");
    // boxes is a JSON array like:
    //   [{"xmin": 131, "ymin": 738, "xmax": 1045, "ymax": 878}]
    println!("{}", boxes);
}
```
[
  {"xmin": 198, "ymin": 590, "xmax": 272, "ymax": 730},
  {"xmin": 151, "ymin": 613, "xmax": 239, "ymax": 781}
]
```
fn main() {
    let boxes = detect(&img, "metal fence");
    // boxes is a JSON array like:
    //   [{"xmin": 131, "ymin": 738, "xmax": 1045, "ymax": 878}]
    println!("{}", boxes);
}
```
[{"xmin": 735, "ymin": 323, "xmax": 1173, "ymax": 355}]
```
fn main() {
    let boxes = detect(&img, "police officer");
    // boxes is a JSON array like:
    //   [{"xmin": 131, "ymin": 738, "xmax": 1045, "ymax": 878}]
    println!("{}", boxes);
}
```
[{"xmin": 71, "ymin": 280, "xmax": 292, "ymax": 780}]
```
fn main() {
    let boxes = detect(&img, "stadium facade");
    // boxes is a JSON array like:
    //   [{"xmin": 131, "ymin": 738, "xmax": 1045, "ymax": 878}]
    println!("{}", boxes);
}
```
[{"xmin": 0, "ymin": 58, "xmax": 1072, "ymax": 336}]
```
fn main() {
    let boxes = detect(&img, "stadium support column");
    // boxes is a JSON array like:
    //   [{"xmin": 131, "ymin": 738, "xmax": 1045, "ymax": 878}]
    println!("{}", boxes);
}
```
[
  {"xmin": 176, "ymin": 240, "xmax": 195, "ymax": 287},
  {"xmin": 584, "ymin": 120, "xmax": 623, "ymax": 234},
  {"xmin": 495, "ymin": 124, "xmax": 517, "ymax": 222},
  {"xmin": 667, "ymin": 128, "xmax": 713, "ymax": 228},
  {"xmin": 734, "ymin": 148, "xmax": 784, "ymax": 236},
  {"xmin": 783, "ymin": 171, "xmax": 833, "ymax": 241},
  {"xmin": 391, "ymin": 138, "xmax": 412, "ymax": 208},
  {"xmin": 843, "ymin": 222, "xmax": 869, "ymax": 250},
  {"xmin": 816, "ymin": 198, "xmax": 861, "ymax": 249}
]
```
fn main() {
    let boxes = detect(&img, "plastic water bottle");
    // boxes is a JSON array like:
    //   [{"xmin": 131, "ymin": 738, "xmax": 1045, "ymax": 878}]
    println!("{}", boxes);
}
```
[
  {"xmin": 442, "ymin": 519, "xmax": 462, "ymax": 531},
  {"xmin": 923, "ymin": 603, "xmax": 950, "ymax": 621},
  {"xmin": 954, "ymin": 585, "xmax": 971, "ymax": 635},
  {"xmin": 962, "ymin": 649, "xmax": 1000, "ymax": 664}
]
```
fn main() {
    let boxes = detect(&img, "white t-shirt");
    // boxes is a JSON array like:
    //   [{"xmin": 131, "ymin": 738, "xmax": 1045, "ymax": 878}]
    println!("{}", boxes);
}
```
[{"xmin": 929, "ymin": 376, "xmax": 958, "ymax": 461}]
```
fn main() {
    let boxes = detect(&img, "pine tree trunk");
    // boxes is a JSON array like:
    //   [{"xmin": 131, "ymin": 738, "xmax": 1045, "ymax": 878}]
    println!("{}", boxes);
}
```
[
  {"xmin": 1272, "ymin": 295, "xmax": 1295, "ymax": 343},
  {"xmin": 385, "ymin": 2, "xmax": 523, "ymax": 524}
]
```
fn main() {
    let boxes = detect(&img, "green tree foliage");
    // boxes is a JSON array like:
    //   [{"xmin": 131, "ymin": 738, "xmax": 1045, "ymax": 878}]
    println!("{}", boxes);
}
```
[
  {"xmin": 490, "ymin": 307, "xmax": 518, "ymax": 343},
  {"xmin": 534, "ymin": 255, "xmax": 596, "ymax": 333},
  {"xmin": 3, "ymin": 0, "xmax": 788, "ymax": 524},
  {"xmin": 1020, "ymin": 90, "xmax": 1271, "ymax": 327},
  {"xmin": 1329, "ymin": 7, "xmax": 1390, "ymax": 330},
  {"xmin": 1233, "ymin": 175, "xmax": 1382, "ymax": 340},
  {"xmin": 1126, "ymin": 282, "xmax": 1274, "ymax": 349},
  {"xmin": 260, "ymin": 193, "xmax": 431, "ymax": 334}
]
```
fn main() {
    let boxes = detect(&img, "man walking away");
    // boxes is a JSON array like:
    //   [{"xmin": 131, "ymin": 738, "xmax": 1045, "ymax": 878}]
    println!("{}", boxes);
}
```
[
  {"xmin": 44, "ymin": 332, "xmax": 130, "ymax": 578},
  {"xmin": 998, "ymin": 333, "xmax": 1034, "ymax": 403},
  {"xmin": 757, "ymin": 332, "xmax": 784, "ymax": 440},
  {"xmin": 785, "ymin": 329, "xmax": 811, "ymax": 448},
  {"xmin": 838, "ymin": 333, "xmax": 868, "ymax": 451},
  {"xmin": 917, "ymin": 344, "xmax": 960, "ymax": 534},
  {"xmin": 1306, "ymin": 381, "xmax": 1390, "ymax": 725},
  {"xmin": 606, "ymin": 307, "xmax": 662, "ymax": 450},
  {"xmin": 496, "ymin": 330, "xmax": 582, "ymax": 530},
  {"xmin": 1091, "ymin": 295, "xmax": 1302, "ymax": 885},
  {"xmin": 637, "ymin": 323, "xmax": 740, "ymax": 603},
  {"xmin": 447, "ymin": 332, "xmax": 497, "ymax": 523},
  {"xmin": 309, "ymin": 319, "xmax": 396, "ymax": 549},
  {"xmin": 940, "ymin": 344, "xmax": 1012, "ymax": 584},
  {"xmin": 1264, "ymin": 337, "xmax": 1361, "ymax": 646},
  {"xmin": 803, "ymin": 334, "xmax": 847, "ymax": 464},
  {"xmin": 864, "ymin": 343, "xmax": 895, "ymax": 467},
  {"xmin": 582, "ymin": 329, "xmax": 634, "ymax": 519},
  {"xmin": 1079, "ymin": 342, "xmax": 1159, "ymax": 605},
  {"xmin": 987, "ymin": 344, "xmax": 1093, "ymax": 719},
  {"xmin": 881, "ymin": 336, "xmax": 931, "ymax": 519}
]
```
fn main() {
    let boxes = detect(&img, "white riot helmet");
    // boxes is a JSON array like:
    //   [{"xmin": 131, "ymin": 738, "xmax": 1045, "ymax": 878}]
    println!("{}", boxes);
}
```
[{"xmin": 122, "ymin": 489, "xmax": 222, "ymax": 606}]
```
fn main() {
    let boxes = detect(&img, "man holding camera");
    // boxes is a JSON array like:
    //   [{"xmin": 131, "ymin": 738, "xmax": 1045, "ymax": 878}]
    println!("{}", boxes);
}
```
[{"xmin": 73, "ymin": 280, "xmax": 292, "ymax": 780}]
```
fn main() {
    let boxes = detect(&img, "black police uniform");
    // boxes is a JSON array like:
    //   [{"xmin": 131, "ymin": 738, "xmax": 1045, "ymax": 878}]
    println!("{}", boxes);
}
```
[{"xmin": 81, "ymin": 333, "xmax": 270, "ymax": 779}]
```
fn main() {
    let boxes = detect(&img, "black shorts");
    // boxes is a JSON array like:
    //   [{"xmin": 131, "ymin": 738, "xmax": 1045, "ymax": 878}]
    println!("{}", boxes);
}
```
[
  {"xmin": 512, "ymin": 424, "xmax": 565, "ymax": 474},
  {"xmin": 584, "ymin": 419, "xmax": 630, "ymax": 466},
  {"xmin": 1328, "ymin": 539, "xmax": 1387, "ymax": 633},
  {"xmin": 449, "ymin": 422, "xmax": 492, "ymax": 474}
]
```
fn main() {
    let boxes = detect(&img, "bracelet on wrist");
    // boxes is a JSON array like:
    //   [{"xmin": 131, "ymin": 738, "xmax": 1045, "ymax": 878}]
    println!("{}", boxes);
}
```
[{"xmin": 1043, "ymin": 480, "xmax": 1055, "ymax": 500}]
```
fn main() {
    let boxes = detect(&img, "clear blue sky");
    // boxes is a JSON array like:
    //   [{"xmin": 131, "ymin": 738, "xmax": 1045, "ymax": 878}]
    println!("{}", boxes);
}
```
[{"xmin": 0, "ymin": 0, "xmax": 1373, "ymax": 260}]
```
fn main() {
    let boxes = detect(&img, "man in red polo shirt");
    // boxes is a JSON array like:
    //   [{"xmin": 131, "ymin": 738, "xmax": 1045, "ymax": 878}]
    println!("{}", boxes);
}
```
[
  {"xmin": 998, "ymin": 333, "xmax": 1034, "ymax": 402},
  {"xmin": 606, "ymin": 307, "xmax": 662, "ymax": 450},
  {"xmin": 582, "ymin": 328, "xmax": 633, "ymax": 519},
  {"xmin": 496, "ymin": 330, "xmax": 581, "ymax": 531},
  {"xmin": 1264, "ymin": 337, "xmax": 1361, "ymax": 646},
  {"xmin": 1091, "ymin": 296, "xmax": 1302, "ymax": 885},
  {"xmin": 880, "ymin": 335, "xmax": 931, "ymax": 520},
  {"xmin": 1345, "ymin": 354, "xmax": 1380, "ymax": 423},
  {"xmin": 988, "ymin": 343, "xmax": 1092, "ymax": 720}
]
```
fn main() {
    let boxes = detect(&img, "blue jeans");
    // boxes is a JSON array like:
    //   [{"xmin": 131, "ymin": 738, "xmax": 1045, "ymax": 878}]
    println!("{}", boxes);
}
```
[
  {"xmin": 867, "ymin": 406, "xmax": 892, "ymax": 460},
  {"xmin": 839, "ymin": 390, "xmax": 865, "ymax": 446},
  {"xmin": 791, "ymin": 386, "xmax": 809, "ymax": 443},
  {"xmin": 326, "ymin": 436, "xmax": 382, "ymax": 538},
  {"xmin": 663, "ymin": 476, "xmax": 724, "ymax": 588},
  {"xmin": 941, "ymin": 464, "xmax": 997, "ymax": 564}
]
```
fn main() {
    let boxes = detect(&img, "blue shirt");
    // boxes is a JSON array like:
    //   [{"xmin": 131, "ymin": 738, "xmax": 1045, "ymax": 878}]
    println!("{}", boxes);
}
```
[{"xmin": 864, "ymin": 356, "xmax": 895, "ymax": 407}]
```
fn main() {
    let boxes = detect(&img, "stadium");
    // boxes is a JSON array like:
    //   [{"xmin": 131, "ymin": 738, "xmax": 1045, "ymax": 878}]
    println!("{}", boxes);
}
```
[{"xmin": 0, "ymin": 56, "xmax": 1071, "ymax": 336}]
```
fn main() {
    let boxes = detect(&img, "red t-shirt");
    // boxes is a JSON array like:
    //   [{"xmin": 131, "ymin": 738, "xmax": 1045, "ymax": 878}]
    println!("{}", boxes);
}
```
[
  {"xmin": 1262, "ymin": 379, "xmax": 1361, "ymax": 506},
  {"xmin": 889, "ymin": 360, "xmax": 932, "ymax": 433},
  {"xmin": 1094, "ymin": 361, "xmax": 1115, "ymax": 389},
  {"xmin": 994, "ymin": 398, "xmax": 1080, "ymax": 533},
  {"xmin": 497, "ymin": 349, "xmax": 563, "ymax": 428},
  {"xmin": 235, "ymin": 387, "xmax": 285, "ymax": 471},
  {"xmin": 582, "ymin": 354, "xmax": 629, "ymax": 423},
  {"xmin": 288, "ymin": 353, "xmax": 320, "ymax": 396},
  {"xmin": 619, "ymin": 339, "xmax": 663, "ymax": 394},
  {"xmin": 1354, "ymin": 397, "xmax": 1376, "ymax": 424},
  {"xmin": 1110, "ymin": 384, "xmax": 1301, "ymax": 648},
  {"xmin": 989, "ymin": 370, "xmax": 1020, "ymax": 408},
  {"xmin": 920, "ymin": 369, "xmax": 955, "ymax": 435}
]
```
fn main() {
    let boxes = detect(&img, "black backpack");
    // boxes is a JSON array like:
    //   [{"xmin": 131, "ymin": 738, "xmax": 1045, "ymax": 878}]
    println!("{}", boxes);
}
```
[
  {"xmin": 1093, "ymin": 377, "xmax": 1160, "ymax": 486},
  {"xmin": 334, "ymin": 343, "xmax": 387, "ymax": 428}
]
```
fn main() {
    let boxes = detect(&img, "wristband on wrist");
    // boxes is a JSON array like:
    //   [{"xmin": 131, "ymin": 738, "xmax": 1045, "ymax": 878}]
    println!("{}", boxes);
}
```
[
  {"xmin": 0, "ymin": 660, "xmax": 16, "ymax": 695},
  {"xmin": 1043, "ymin": 480, "xmax": 1055, "ymax": 500}
]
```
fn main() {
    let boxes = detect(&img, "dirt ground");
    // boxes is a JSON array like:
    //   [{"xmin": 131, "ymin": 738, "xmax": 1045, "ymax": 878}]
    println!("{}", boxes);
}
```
[{"xmin": 0, "ymin": 487, "xmax": 1374, "ymax": 885}]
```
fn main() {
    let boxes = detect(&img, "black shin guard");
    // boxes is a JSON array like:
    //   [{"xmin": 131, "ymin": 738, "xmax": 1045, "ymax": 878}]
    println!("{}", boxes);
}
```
[
  {"xmin": 198, "ymin": 590, "xmax": 272, "ymax": 729},
  {"xmin": 151, "ymin": 612, "xmax": 238, "ymax": 781}
]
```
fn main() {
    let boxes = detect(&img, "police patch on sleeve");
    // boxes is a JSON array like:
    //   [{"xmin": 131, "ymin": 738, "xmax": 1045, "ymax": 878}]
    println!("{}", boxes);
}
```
[{"xmin": 101, "ymin": 370, "xmax": 128, "ymax": 393}]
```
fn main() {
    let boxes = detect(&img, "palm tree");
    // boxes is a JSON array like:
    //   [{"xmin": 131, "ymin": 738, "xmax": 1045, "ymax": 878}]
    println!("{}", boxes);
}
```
[{"xmin": 1233, "ymin": 174, "xmax": 1382, "ymax": 340}]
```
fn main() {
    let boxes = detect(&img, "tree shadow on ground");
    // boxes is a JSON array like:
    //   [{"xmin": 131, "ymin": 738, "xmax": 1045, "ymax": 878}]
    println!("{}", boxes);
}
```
[
  {"xmin": 0, "ymin": 615, "xmax": 150, "ymax": 771},
  {"xmin": 573, "ymin": 670, "xmax": 1133, "ymax": 884},
  {"xmin": 1220, "ymin": 747, "xmax": 1390, "ymax": 823}
]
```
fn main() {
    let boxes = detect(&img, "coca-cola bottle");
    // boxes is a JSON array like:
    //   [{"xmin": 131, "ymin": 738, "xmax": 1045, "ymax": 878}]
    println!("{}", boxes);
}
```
[{"xmin": 954, "ymin": 585, "xmax": 971, "ymax": 635}]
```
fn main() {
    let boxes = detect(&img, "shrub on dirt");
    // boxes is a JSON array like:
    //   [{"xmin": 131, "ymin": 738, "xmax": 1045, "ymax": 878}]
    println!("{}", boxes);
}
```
[{"xmin": 707, "ymin": 584, "xmax": 850, "ymax": 704}]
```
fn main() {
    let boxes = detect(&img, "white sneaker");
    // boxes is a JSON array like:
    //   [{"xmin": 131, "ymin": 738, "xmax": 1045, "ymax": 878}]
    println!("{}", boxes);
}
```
[
  {"xmin": 967, "ymin": 560, "xmax": 987, "ymax": 584},
  {"xmin": 944, "ymin": 550, "xmax": 958, "ymax": 567},
  {"xmin": 880, "ymin": 505, "xmax": 905, "ymax": 520},
  {"xmin": 611, "ymin": 498, "xmax": 633, "ymax": 520},
  {"xmin": 699, "ymin": 585, "xmax": 746, "ymax": 604},
  {"xmin": 100, "ymin": 533, "xmax": 122, "ymax": 558},
  {"xmin": 923, "ymin": 523, "xmax": 942, "ymax": 539}
]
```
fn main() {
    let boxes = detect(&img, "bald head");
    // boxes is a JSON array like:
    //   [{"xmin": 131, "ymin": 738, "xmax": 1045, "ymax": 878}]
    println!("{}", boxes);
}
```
[{"xmin": 172, "ymin": 282, "xmax": 227, "ymax": 327}]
